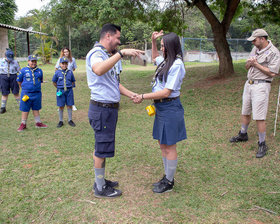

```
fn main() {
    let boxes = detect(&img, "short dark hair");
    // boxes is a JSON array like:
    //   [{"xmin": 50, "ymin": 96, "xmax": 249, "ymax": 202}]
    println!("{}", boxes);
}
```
[
  {"xmin": 261, "ymin": 36, "xmax": 268, "ymax": 40},
  {"xmin": 100, "ymin": 23, "xmax": 121, "ymax": 39}
]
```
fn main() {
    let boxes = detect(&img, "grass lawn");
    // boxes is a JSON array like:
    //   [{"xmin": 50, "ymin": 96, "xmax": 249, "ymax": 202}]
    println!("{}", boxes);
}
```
[{"xmin": 0, "ymin": 59, "xmax": 280, "ymax": 223}]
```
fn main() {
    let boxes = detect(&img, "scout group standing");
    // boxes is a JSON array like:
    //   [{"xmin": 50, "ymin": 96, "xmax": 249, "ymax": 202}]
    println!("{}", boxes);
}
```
[{"xmin": 1, "ymin": 26, "xmax": 279, "ymax": 199}]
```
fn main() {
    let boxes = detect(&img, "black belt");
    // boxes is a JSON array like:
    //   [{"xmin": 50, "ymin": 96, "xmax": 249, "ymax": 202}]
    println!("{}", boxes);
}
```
[
  {"xmin": 248, "ymin": 79, "xmax": 271, "ymax": 84},
  {"xmin": 0, "ymin": 73, "xmax": 16, "ymax": 76},
  {"xmin": 90, "ymin": 100, "xmax": 119, "ymax": 108},
  {"xmin": 154, "ymin": 97, "xmax": 179, "ymax": 104}
]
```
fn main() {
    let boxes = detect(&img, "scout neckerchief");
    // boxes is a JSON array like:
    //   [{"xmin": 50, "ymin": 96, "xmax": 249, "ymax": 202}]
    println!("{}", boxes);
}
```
[
  {"xmin": 27, "ymin": 65, "xmax": 38, "ymax": 85},
  {"xmin": 59, "ymin": 68, "xmax": 68, "ymax": 90},
  {"xmin": 151, "ymin": 54, "xmax": 183, "ymax": 86},
  {"xmin": 93, "ymin": 43, "xmax": 120, "ymax": 83},
  {"xmin": 5, "ymin": 59, "xmax": 10, "ymax": 78}
]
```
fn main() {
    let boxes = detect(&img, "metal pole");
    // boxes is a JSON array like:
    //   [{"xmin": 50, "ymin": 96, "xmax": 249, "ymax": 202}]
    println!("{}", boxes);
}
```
[
  {"xmin": 199, "ymin": 38, "xmax": 202, "ymax": 62},
  {"xmin": 273, "ymin": 85, "xmax": 280, "ymax": 136}
]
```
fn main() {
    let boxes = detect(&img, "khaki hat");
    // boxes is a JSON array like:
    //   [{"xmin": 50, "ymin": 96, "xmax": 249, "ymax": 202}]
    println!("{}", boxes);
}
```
[{"xmin": 247, "ymin": 29, "xmax": 268, "ymax": 41}]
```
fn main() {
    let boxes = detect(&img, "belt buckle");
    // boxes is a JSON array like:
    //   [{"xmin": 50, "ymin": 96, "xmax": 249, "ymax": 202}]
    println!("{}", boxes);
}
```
[{"xmin": 249, "ymin": 80, "xmax": 253, "ymax": 84}]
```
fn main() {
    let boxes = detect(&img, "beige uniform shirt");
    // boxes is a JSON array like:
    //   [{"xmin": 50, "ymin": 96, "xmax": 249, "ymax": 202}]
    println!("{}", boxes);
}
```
[{"xmin": 247, "ymin": 40, "xmax": 280, "ymax": 81}]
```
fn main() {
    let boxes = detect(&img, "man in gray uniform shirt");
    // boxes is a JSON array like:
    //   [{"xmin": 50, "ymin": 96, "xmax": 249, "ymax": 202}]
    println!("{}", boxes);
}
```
[{"xmin": 230, "ymin": 29, "xmax": 280, "ymax": 158}]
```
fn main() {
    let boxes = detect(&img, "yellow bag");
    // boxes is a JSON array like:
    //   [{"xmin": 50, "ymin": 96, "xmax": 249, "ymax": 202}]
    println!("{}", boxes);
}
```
[{"xmin": 145, "ymin": 105, "xmax": 156, "ymax": 116}]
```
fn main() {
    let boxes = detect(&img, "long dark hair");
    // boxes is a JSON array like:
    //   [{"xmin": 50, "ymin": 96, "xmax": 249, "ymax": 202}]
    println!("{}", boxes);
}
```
[{"xmin": 157, "ymin": 32, "xmax": 183, "ymax": 82}]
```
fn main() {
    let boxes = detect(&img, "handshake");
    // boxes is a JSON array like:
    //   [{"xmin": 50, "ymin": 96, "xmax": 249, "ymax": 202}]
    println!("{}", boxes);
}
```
[{"xmin": 130, "ymin": 94, "xmax": 144, "ymax": 104}]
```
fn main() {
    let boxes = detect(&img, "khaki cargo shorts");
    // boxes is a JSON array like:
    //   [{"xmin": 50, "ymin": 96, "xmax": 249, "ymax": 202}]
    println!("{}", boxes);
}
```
[{"xmin": 241, "ymin": 80, "xmax": 271, "ymax": 120}]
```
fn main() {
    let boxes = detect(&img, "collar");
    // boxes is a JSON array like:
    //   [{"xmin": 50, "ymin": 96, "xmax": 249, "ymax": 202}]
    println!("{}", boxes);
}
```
[
  {"xmin": 256, "ymin": 40, "xmax": 272, "ymax": 55},
  {"xmin": 94, "ymin": 43, "xmax": 111, "ymax": 57},
  {"xmin": 27, "ymin": 65, "xmax": 38, "ymax": 71},
  {"xmin": 58, "ymin": 68, "xmax": 68, "ymax": 74}
]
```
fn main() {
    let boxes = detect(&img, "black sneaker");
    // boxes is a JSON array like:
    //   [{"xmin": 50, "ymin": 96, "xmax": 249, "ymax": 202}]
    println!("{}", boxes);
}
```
[
  {"xmin": 93, "ymin": 179, "xmax": 119, "ymax": 190},
  {"xmin": 94, "ymin": 184, "xmax": 122, "ymax": 198},
  {"xmin": 68, "ymin": 120, "xmax": 76, "ymax": 127},
  {"xmin": 229, "ymin": 131, "xmax": 248, "ymax": 143},
  {"xmin": 256, "ymin": 141, "xmax": 268, "ymax": 158},
  {"xmin": 152, "ymin": 176, "xmax": 174, "ymax": 194},
  {"xmin": 57, "ymin": 121, "xmax": 64, "ymax": 128},
  {"xmin": 152, "ymin": 175, "xmax": 166, "ymax": 187},
  {"xmin": 0, "ymin": 107, "xmax": 6, "ymax": 114}
]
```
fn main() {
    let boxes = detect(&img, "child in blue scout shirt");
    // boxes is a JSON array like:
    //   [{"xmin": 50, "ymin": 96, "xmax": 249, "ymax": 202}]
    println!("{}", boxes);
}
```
[
  {"xmin": 17, "ymin": 55, "xmax": 48, "ymax": 132},
  {"xmin": 52, "ymin": 57, "xmax": 76, "ymax": 128}
]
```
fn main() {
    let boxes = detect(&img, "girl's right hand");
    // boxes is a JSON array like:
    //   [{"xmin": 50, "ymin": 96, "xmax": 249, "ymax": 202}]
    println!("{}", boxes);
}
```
[{"xmin": 152, "ymin": 30, "xmax": 164, "ymax": 40}]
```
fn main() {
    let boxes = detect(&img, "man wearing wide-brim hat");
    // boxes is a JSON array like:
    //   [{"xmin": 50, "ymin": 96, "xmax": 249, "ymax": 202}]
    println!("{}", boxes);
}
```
[{"xmin": 230, "ymin": 29, "xmax": 280, "ymax": 158}]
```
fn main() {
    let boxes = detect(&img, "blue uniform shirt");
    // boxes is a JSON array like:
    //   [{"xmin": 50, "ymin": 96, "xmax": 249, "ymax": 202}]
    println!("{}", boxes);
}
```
[
  {"xmin": 152, "ymin": 56, "xmax": 185, "ymax": 98},
  {"xmin": 86, "ymin": 45, "xmax": 120, "ymax": 103},
  {"xmin": 17, "ymin": 66, "xmax": 43, "ymax": 92},
  {"xmin": 0, "ymin": 58, "xmax": 20, "ymax": 74},
  {"xmin": 55, "ymin": 57, "xmax": 77, "ymax": 71},
  {"xmin": 52, "ymin": 69, "xmax": 76, "ymax": 89}
]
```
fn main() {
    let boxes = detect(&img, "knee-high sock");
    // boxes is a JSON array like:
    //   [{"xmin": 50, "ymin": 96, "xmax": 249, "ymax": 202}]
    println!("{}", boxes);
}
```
[
  {"xmin": 95, "ymin": 168, "xmax": 105, "ymax": 191},
  {"xmin": 1, "ymin": 100, "xmax": 7, "ymax": 108},
  {"xmin": 166, "ymin": 159, "xmax": 178, "ymax": 182},
  {"xmin": 67, "ymin": 108, "xmax": 72, "ymax": 121},
  {"xmin": 59, "ymin": 109, "xmax": 63, "ymax": 121}
]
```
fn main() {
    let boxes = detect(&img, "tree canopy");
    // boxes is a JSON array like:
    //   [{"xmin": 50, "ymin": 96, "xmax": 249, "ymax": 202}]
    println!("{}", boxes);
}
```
[
  {"xmin": 6, "ymin": 0, "xmax": 280, "ymax": 71},
  {"xmin": 0, "ymin": 0, "xmax": 17, "ymax": 24}
]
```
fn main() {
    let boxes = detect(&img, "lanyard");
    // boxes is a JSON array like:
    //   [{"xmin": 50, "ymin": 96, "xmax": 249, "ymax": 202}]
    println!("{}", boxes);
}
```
[
  {"xmin": 27, "ymin": 66, "xmax": 38, "ymax": 85},
  {"xmin": 7, "ymin": 61, "xmax": 10, "ymax": 77}
]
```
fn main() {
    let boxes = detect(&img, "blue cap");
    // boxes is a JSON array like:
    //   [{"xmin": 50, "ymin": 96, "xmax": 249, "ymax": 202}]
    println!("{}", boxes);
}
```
[
  {"xmin": 28, "ymin": 55, "xmax": 38, "ymax": 61},
  {"xmin": 5, "ymin": 49, "xmax": 14, "ymax": 61},
  {"xmin": 60, "ymin": 57, "xmax": 68, "ymax": 63}
]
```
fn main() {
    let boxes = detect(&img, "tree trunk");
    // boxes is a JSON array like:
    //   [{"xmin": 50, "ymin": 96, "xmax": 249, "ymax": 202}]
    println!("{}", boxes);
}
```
[
  {"xmin": 191, "ymin": 0, "xmax": 240, "ymax": 77},
  {"xmin": 213, "ymin": 29, "xmax": 234, "ymax": 77}
]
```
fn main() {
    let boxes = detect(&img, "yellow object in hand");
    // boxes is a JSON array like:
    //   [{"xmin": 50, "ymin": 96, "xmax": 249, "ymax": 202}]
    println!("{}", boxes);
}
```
[
  {"xmin": 22, "ymin": 95, "xmax": 29, "ymax": 102},
  {"xmin": 146, "ymin": 105, "xmax": 156, "ymax": 116}
]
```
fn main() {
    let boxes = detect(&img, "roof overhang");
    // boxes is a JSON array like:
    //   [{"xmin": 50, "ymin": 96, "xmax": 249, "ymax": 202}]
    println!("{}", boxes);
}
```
[{"xmin": 0, "ymin": 23, "xmax": 48, "ymax": 35}]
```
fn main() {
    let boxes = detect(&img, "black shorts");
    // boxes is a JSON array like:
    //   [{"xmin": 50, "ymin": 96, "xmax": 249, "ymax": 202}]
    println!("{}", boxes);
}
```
[
  {"xmin": 88, "ymin": 102, "xmax": 118, "ymax": 158},
  {"xmin": 0, "ymin": 74, "xmax": 19, "ymax": 95}
]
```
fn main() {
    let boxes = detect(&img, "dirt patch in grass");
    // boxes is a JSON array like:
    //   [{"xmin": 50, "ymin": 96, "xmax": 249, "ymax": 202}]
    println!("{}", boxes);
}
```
[
  {"xmin": 73, "ymin": 109, "xmax": 88, "ymax": 122},
  {"xmin": 192, "ymin": 76, "xmax": 235, "ymax": 90}
]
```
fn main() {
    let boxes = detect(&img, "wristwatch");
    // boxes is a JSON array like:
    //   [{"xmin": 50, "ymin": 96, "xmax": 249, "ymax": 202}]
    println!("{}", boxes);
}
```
[{"xmin": 118, "ymin": 50, "xmax": 123, "ymax": 58}]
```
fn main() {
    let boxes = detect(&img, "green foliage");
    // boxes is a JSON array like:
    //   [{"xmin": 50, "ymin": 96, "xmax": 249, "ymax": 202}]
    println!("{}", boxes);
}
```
[
  {"xmin": 250, "ymin": 0, "xmax": 280, "ymax": 25},
  {"xmin": 0, "ymin": 0, "xmax": 17, "ymax": 24},
  {"xmin": 34, "ymin": 41, "xmax": 57, "ymax": 63}
]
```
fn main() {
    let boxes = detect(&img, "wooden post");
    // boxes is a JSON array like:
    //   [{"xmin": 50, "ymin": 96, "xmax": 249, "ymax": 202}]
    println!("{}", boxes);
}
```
[
  {"xmin": 27, "ymin": 32, "xmax": 30, "ymax": 56},
  {"xmin": 14, "ymin": 31, "xmax": 17, "ymax": 57},
  {"xmin": 68, "ymin": 25, "xmax": 71, "ymax": 50}
]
